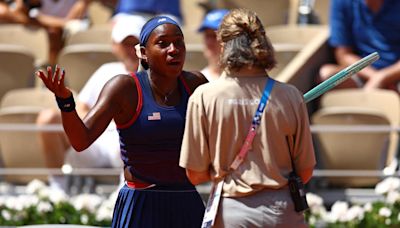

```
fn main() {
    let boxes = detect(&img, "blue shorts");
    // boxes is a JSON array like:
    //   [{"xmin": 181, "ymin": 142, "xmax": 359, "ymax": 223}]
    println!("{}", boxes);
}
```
[{"xmin": 111, "ymin": 184, "xmax": 205, "ymax": 228}]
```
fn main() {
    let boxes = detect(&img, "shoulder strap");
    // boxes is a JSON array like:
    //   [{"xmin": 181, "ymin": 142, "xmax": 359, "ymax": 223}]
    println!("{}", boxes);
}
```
[
  {"xmin": 179, "ymin": 74, "xmax": 192, "ymax": 95},
  {"xmin": 116, "ymin": 72, "xmax": 143, "ymax": 129},
  {"xmin": 230, "ymin": 78, "xmax": 275, "ymax": 170}
]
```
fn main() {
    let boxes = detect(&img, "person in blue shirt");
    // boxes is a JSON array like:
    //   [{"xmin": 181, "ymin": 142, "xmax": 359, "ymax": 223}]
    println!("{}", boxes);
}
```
[
  {"xmin": 112, "ymin": 0, "xmax": 182, "ymax": 24},
  {"xmin": 36, "ymin": 15, "xmax": 208, "ymax": 228},
  {"xmin": 197, "ymin": 9, "xmax": 229, "ymax": 82},
  {"xmin": 317, "ymin": 0, "xmax": 400, "ymax": 92}
]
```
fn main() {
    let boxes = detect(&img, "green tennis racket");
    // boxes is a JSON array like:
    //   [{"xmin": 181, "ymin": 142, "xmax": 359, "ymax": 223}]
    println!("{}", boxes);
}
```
[{"xmin": 303, "ymin": 52, "xmax": 380, "ymax": 103}]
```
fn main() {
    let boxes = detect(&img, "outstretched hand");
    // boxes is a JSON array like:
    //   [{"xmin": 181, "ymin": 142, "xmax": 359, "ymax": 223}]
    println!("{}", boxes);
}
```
[{"xmin": 36, "ymin": 65, "xmax": 72, "ymax": 98}]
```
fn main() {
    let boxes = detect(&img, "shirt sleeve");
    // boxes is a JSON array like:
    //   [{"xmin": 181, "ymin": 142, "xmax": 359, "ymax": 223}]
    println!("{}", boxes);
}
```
[
  {"xmin": 179, "ymin": 89, "xmax": 211, "ymax": 172},
  {"xmin": 329, "ymin": 0, "xmax": 354, "ymax": 48},
  {"xmin": 292, "ymin": 94, "xmax": 316, "ymax": 173}
]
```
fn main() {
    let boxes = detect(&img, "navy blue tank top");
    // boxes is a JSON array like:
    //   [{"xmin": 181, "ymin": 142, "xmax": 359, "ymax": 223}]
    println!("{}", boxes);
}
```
[{"xmin": 117, "ymin": 71, "xmax": 192, "ymax": 186}]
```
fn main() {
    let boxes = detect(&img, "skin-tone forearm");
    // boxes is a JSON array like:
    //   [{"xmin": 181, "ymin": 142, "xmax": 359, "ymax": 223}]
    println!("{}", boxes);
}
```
[
  {"xmin": 36, "ymin": 0, "xmax": 90, "ymax": 28},
  {"xmin": 365, "ymin": 60, "xmax": 400, "ymax": 89},
  {"xmin": 186, "ymin": 168, "xmax": 314, "ymax": 186},
  {"xmin": 186, "ymin": 169, "xmax": 211, "ymax": 185},
  {"xmin": 299, "ymin": 168, "xmax": 314, "ymax": 184},
  {"xmin": 335, "ymin": 47, "xmax": 377, "ymax": 81},
  {"xmin": 65, "ymin": 0, "xmax": 91, "ymax": 19},
  {"xmin": 0, "ymin": 1, "xmax": 30, "ymax": 24},
  {"xmin": 60, "ymin": 103, "xmax": 113, "ymax": 151},
  {"xmin": 35, "ymin": 14, "xmax": 68, "ymax": 28},
  {"xmin": 336, "ymin": 47, "xmax": 400, "ymax": 90}
]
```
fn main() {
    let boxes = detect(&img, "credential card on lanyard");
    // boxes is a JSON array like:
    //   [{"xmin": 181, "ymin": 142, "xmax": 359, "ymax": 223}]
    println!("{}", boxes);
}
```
[{"xmin": 201, "ymin": 180, "xmax": 224, "ymax": 228}]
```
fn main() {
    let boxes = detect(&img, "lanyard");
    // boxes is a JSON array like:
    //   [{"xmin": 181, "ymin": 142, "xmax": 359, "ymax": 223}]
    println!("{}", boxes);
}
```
[{"xmin": 230, "ymin": 78, "xmax": 275, "ymax": 170}]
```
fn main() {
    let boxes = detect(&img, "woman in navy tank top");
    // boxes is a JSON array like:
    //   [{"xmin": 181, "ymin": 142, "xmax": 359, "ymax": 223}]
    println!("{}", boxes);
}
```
[{"xmin": 37, "ymin": 15, "xmax": 208, "ymax": 228}]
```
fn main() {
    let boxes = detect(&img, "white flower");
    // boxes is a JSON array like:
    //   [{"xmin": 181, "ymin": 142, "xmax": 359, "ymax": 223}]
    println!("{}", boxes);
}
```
[
  {"xmin": 48, "ymin": 188, "xmax": 69, "ymax": 204},
  {"xmin": 308, "ymin": 216, "xmax": 316, "ymax": 225},
  {"xmin": 25, "ymin": 179, "xmax": 47, "ymax": 195},
  {"xmin": 94, "ymin": 191, "xmax": 117, "ymax": 222},
  {"xmin": 345, "ymin": 205, "xmax": 364, "ymax": 221},
  {"xmin": 375, "ymin": 177, "xmax": 400, "ymax": 195},
  {"xmin": 37, "ymin": 187, "xmax": 52, "ymax": 199},
  {"xmin": 37, "ymin": 201, "xmax": 53, "ymax": 213},
  {"xmin": 306, "ymin": 192, "xmax": 324, "ymax": 207},
  {"xmin": 6, "ymin": 196, "xmax": 22, "ymax": 211},
  {"xmin": 71, "ymin": 194, "xmax": 104, "ymax": 213},
  {"xmin": 311, "ymin": 205, "xmax": 327, "ymax": 217},
  {"xmin": 96, "ymin": 203, "xmax": 113, "ymax": 221},
  {"xmin": 1, "ymin": 210, "xmax": 11, "ymax": 221},
  {"xmin": 108, "ymin": 189, "xmax": 119, "ymax": 203},
  {"xmin": 0, "ymin": 196, "xmax": 9, "ymax": 207},
  {"xmin": 81, "ymin": 214, "xmax": 89, "ymax": 224},
  {"xmin": 379, "ymin": 207, "xmax": 392, "ymax": 217},
  {"xmin": 364, "ymin": 202, "xmax": 373, "ymax": 212},
  {"xmin": 386, "ymin": 191, "xmax": 400, "ymax": 204},
  {"xmin": 326, "ymin": 201, "xmax": 349, "ymax": 223},
  {"xmin": 306, "ymin": 192, "xmax": 327, "ymax": 217},
  {"xmin": 18, "ymin": 195, "xmax": 40, "ymax": 209}
]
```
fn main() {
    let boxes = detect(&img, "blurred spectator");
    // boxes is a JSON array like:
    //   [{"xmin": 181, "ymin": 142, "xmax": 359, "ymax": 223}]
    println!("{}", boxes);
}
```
[
  {"xmin": 31, "ymin": 0, "xmax": 92, "ymax": 66},
  {"xmin": 0, "ymin": 0, "xmax": 92, "ymax": 66},
  {"xmin": 0, "ymin": 0, "xmax": 30, "ymax": 24},
  {"xmin": 36, "ymin": 15, "xmax": 145, "ymax": 191},
  {"xmin": 317, "ymin": 0, "xmax": 400, "ymax": 92},
  {"xmin": 112, "ymin": 0, "xmax": 182, "ymax": 24},
  {"xmin": 197, "ymin": 8, "xmax": 228, "ymax": 81}
]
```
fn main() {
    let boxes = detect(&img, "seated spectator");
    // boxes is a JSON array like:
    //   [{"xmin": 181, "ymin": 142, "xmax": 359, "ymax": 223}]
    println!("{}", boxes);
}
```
[
  {"xmin": 317, "ymin": 0, "xmax": 400, "ymax": 92},
  {"xmin": 36, "ymin": 15, "xmax": 145, "ymax": 191},
  {"xmin": 31, "ymin": 0, "xmax": 92, "ymax": 66},
  {"xmin": 111, "ymin": 0, "xmax": 182, "ymax": 24},
  {"xmin": 197, "ymin": 8, "xmax": 229, "ymax": 81},
  {"xmin": 0, "ymin": 0, "xmax": 30, "ymax": 24},
  {"xmin": 0, "ymin": 0, "xmax": 92, "ymax": 66}
]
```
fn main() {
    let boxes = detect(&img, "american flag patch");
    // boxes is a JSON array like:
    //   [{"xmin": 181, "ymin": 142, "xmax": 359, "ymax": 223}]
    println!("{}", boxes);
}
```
[{"xmin": 148, "ymin": 112, "xmax": 161, "ymax": 120}]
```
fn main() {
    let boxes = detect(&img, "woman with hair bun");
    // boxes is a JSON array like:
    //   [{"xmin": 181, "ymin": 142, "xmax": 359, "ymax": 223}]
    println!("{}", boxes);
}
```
[
  {"xmin": 180, "ymin": 8, "xmax": 316, "ymax": 227},
  {"xmin": 37, "ymin": 15, "xmax": 207, "ymax": 228}
]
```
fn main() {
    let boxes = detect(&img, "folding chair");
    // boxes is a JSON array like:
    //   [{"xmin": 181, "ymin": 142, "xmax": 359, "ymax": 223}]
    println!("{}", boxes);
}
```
[
  {"xmin": 65, "ymin": 25, "xmax": 112, "ymax": 46},
  {"xmin": 0, "ymin": 24, "xmax": 49, "ymax": 66},
  {"xmin": 0, "ymin": 88, "xmax": 57, "ymax": 184},
  {"xmin": 312, "ymin": 89, "xmax": 400, "ymax": 187},
  {"xmin": 0, "ymin": 44, "xmax": 35, "ymax": 101},
  {"xmin": 57, "ymin": 44, "xmax": 117, "ymax": 92}
]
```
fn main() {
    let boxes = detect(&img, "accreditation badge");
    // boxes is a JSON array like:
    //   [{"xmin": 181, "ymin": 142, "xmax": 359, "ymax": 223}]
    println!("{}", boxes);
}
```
[{"xmin": 201, "ymin": 180, "xmax": 224, "ymax": 228}]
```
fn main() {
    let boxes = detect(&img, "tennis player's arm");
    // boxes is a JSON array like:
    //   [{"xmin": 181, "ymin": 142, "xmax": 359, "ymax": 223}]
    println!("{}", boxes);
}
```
[
  {"xmin": 299, "ymin": 167, "xmax": 313, "ymax": 184},
  {"xmin": 186, "ymin": 169, "xmax": 211, "ymax": 185}
]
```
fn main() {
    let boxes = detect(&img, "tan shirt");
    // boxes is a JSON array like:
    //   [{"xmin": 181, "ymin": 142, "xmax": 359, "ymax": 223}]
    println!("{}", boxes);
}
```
[{"xmin": 179, "ymin": 74, "xmax": 316, "ymax": 197}]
